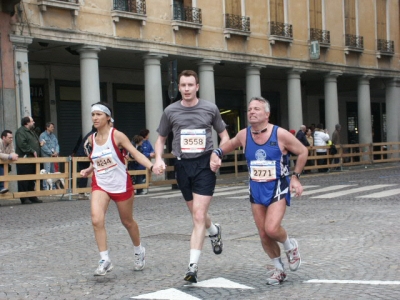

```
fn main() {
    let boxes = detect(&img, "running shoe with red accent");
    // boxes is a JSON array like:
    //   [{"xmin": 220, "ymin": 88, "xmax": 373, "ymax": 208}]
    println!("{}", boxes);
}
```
[
  {"xmin": 266, "ymin": 268, "xmax": 287, "ymax": 285},
  {"xmin": 285, "ymin": 238, "xmax": 301, "ymax": 271}
]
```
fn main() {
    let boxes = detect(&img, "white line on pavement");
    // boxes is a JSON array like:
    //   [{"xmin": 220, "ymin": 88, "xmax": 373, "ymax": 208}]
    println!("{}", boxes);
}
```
[
  {"xmin": 131, "ymin": 288, "xmax": 201, "ymax": 299},
  {"xmin": 312, "ymin": 184, "xmax": 397, "ymax": 199},
  {"xmin": 302, "ymin": 185, "xmax": 356, "ymax": 196},
  {"xmin": 150, "ymin": 185, "xmax": 247, "ymax": 199},
  {"xmin": 132, "ymin": 278, "xmax": 254, "ymax": 299},
  {"xmin": 184, "ymin": 277, "xmax": 254, "ymax": 289},
  {"xmin": 357, "ymin": 188, "xmax": 400, "ymax": 198},
  {"xmin": 305, "ymin": 279, "xmax": 400, "ymax": 285},
  {"xmin": 212, "ymin": 188, "xmax": 248, "ymax": 197}
]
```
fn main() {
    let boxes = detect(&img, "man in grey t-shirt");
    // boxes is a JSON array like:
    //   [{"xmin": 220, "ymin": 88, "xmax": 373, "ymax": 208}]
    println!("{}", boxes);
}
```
[{"xmin": 153, "ymin": 70, "xmax": 229, "ymax": 283}]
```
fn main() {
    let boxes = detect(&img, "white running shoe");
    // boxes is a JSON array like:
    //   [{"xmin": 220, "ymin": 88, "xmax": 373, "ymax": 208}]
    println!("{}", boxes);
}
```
[
  {"xmin": 266, "ymin": 268, "xmax": 287, "ymax": 285},
  {"xmin": 285, "ymin": 238, "xmax": 301, "ymax": 271},
  {"xmin": 94, "ymin": 259, "xmax": 113, "ymax": 276},
  {"xmin": 134, "ymin": 247, "xmax": 146, "ymax": 271}
]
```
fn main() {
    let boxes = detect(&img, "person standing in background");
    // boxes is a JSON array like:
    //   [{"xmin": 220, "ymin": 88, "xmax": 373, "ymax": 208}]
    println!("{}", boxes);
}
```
[
  {"xmin": 313, "ymin": 124, "xmax": 330, "ymax": 173},
  {"xmin": 72, "ymin": 126, "xmax": 97, "ymax": 200},
  {"xmin": 15, "ymin": 116, "xmax": 43, "ymax": 204},
  {"xmin": 39, "ymin": 122, "xmax": 60, "ymax": 190},
  {"xmin": 128, "ymin": 135, "xmax": 147, "ymax": 195},
  {"xmin": 139, "ymin": 129, "xmax": 155, "ymax": 160},
  {"xmin": 0, "ymin": 130, "xmax": 19, "ymax": 194},
  {"xmin": 304, "ymin": 128, "xmax": 314, "ymax": 173},
  {"xmin": 331, "ymin": 124, "xmax": 342, "ymax": 169},
  {"xmin": 306, "ymin": 128, "xmax": 313, "ymax": 147},
  {"xmin": 295, "ymin": 125, "xmax": 310, "ymax": 147}
]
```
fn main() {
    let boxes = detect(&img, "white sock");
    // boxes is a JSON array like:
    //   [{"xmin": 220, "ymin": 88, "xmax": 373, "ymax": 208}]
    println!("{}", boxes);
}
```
[
  {"xmin": 189, "ymin": 249, "xmax": 201, "ymax": 265},
  {"xmin": 134, "ymin": 244, "xmax": 142, "ymax": 255},
  {"xmin": 283, "ymin": 236, "xmax": 292, "ymax": 251},
  {"xmin": 100, "ymin": 250, "xmax": 109, "ymax": 261},
  {"xmin": 207, "ymin": 223, "xmax": 218, "ymax": 236},
  {"xmin": 272, "ymin": 257, "xmax": 284, "ymax": 270}
]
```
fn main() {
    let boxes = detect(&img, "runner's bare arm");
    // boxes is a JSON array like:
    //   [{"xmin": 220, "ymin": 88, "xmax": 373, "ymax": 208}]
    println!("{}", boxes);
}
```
[{"xmin": 115, "ymin": 130, "xmax": 154, "ymax": 170}]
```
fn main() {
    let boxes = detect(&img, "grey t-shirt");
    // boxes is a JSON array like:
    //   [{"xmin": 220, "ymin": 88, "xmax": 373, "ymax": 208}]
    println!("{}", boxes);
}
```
[{"xmin": 157, "ymin": 99, "xmax": 226, "ymax": 159}]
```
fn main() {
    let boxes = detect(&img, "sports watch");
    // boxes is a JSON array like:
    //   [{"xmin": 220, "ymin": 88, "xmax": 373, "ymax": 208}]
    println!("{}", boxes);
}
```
[{"xmin": 291, "ymin": 172, "xmax": 301, "ymax": 179}]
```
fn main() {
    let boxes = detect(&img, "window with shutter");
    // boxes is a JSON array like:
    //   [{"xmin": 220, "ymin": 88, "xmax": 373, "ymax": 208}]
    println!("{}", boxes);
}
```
[
  {"xmin": 309, "ymin": 0, "xmax": 322, "ymax": 30},
  {"xmin": 345, "ymin": 0, "xmax": 356, "ymax": 35},
  {"xmin": 376, "ymin": 0, "xmax": 386, "ymax": 40},
  {"xmin": 270, "ymin": 0, "xmax": 284, "ymax": 23}
]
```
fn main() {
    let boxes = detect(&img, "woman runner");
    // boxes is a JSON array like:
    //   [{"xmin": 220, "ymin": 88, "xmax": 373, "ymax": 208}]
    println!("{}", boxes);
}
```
[{"xmin": 80, "ymin": 102, "xmax": 156, "ymax": 276}]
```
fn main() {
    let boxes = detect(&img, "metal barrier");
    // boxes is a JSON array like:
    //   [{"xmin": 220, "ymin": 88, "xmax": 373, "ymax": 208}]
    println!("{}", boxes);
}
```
[{"xmin": 1, "ymin": 142, "xmax": 399, "ymax": 201}]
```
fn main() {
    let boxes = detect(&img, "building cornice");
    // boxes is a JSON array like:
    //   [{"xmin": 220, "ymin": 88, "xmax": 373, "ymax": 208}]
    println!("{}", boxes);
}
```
[{"xmin": 18, "ymin": 25, "xmax": 400, "ymax": 79}]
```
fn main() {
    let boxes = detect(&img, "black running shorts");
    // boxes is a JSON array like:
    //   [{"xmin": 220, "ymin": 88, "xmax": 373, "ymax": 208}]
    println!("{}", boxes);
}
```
[{"xmin": 175, "ymin": 154, "xmax": 216, "ymax": 201}]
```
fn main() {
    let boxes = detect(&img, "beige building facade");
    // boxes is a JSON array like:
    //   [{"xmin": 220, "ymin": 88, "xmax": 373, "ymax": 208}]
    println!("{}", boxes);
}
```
[{"xmin": 0, "ymin": 0, "xmax": 399, "ymax": 154}]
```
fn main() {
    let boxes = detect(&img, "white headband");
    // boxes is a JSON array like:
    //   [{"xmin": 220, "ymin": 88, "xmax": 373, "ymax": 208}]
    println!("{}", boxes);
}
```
[{"xmin": 91, "ymin": 104, "xmax": 114, "ymax": 123}]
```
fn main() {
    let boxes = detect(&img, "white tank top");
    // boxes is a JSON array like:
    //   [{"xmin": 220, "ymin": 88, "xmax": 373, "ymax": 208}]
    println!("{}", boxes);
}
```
[{"xmin": 90, "ymin": 128, "xmax": 128, "ymax": 193}]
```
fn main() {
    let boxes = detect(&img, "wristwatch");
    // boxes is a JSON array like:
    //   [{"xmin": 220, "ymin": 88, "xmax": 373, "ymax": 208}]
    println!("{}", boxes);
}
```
[{"xmin": 291, "ymin": 172, "xmax": 301, "ymax": 179}]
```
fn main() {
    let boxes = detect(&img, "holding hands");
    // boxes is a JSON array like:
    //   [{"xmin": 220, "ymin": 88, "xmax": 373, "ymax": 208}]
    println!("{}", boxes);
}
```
[
  {"xmin": 152, "ymin": 159, "xmax": 166, "ymax": 175},
  {"xmin": 210, "ymin": 153, "xmax": 222, "ymax": 173}
]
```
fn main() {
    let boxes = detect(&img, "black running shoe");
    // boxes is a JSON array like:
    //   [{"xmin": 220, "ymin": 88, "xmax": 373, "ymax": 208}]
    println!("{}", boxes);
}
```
[
  {"xmin": 184, "ymin": 263, "xmax": 198, "ymax": 283},
  {"xmin": 210, "ymin": 223, "xmax": 223, "ymax": 255}
]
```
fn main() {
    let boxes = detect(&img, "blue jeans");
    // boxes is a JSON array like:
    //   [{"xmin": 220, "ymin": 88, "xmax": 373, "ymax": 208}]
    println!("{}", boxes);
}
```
[{"xmin": 0, "ymin": 164, "xmax": 4, "ymax": 190}]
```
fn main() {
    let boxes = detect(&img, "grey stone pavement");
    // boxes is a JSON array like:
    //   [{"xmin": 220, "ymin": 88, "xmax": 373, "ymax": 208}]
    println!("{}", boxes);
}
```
[{"xmin": 1, "ymin": 163, "xmax": 400, "ymax": 300}]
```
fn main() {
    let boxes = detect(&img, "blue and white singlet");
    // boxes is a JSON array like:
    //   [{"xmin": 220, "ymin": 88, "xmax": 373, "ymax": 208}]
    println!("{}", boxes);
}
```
[{"xmin": 245, "ymin": 125, "xmax": 291, "ymax": 206}]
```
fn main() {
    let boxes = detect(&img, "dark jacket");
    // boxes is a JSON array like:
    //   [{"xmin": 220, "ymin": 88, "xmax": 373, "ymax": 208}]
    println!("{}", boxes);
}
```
[
  {"xmin": 296, "ymin": 130, "xmax": 310, "ymax": 147},
  {"xmin": 15, "ymin": 126, "xmax": 41, "ymax": 157},
  {"xmin": 74, "ymin": 130, "xmax": 96, "ymax": 157}
]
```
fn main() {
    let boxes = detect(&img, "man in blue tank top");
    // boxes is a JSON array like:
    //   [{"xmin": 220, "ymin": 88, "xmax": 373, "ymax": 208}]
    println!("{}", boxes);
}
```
[{"xmin": 211, "ymin": 96, "xmax": 308, "ymax": 285}]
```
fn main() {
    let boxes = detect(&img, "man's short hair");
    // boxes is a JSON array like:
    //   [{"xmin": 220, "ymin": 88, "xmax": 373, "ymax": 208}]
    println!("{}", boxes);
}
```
[
  {"xmin": 1, "ymin": 130, "xmax": 12, "ymax": 138},
  {"xmin": 21, "ymin": 116, "xmax": 31, "ymax": 126},
  {"xmin": 249, "ymin": 96, "xmax": 271, "ymax": 113},
  {"xmin": 45, "ymin": 122, "xmax": 54, "ymax": 129},
  {"xmin": 335, "ymin": 124, "xmax": 341, "ymax": 130},
  {"xmin": 178, "ymin": 70, "xmax": 199, "ymax": 84}
]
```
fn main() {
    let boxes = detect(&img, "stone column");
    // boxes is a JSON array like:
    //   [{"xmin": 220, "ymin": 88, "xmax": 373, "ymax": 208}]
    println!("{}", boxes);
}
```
[
  {"xmin": 75, "ymin": 45, "xmax": 105, "ymax": 136},
  {"xmin": 287, "ymin": 68, "xmax": 306, "ymax": 131},
  {"xmin": 197, "ymin": 59, "xmax": 219, "ymax": 104},
  {"xmin": 9, "ymin": 35, "xmax": 33, "ymax": 123},
  {"xmin": 245, "ymin": 64, "xmax": 264, "ymax": 105},
  {"xmin": 357, "ymin": 76, "xmax": 373, "ymax": 161},
  {"xmin": 197, "ymin": 59, "xmax": 220, "ymax": 147},
  {"xmin": 385, "ymin": 78, "xmax": 400, "ymax": 156},
  {"xmin": 143, "ymin": 53, "xmax": 167, "ymax": 148},
  {"xmin": 324, "ymin": 71, "xmax": 342, "ymax": 133}
]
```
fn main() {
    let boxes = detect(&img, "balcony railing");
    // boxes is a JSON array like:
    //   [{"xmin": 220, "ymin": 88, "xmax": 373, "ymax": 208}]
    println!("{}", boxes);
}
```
[
  {"xmin": 270, "ymin": 22, "xmax": 293, "ymax": 38},
  {"xmin": 310, "ymin": 28, "xmax": 330, "ymax": 45},
  {"xmin": 225, "ymin": 14, "xmax": 250, "ymax": 31},
  {"xmin": 345, "ymin": 34, "xmax": 363, "ymax": 49},
  {"xmin": 113, "ymin": 0, "xmax": 146, "ymax": 14},
  {"xmin": 173, "ymin": 5, "xmax": 202, "ymax": 24},
  {"xmin": 377, "ymin": 39, "xmax": 394, "ymax": 54}
]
